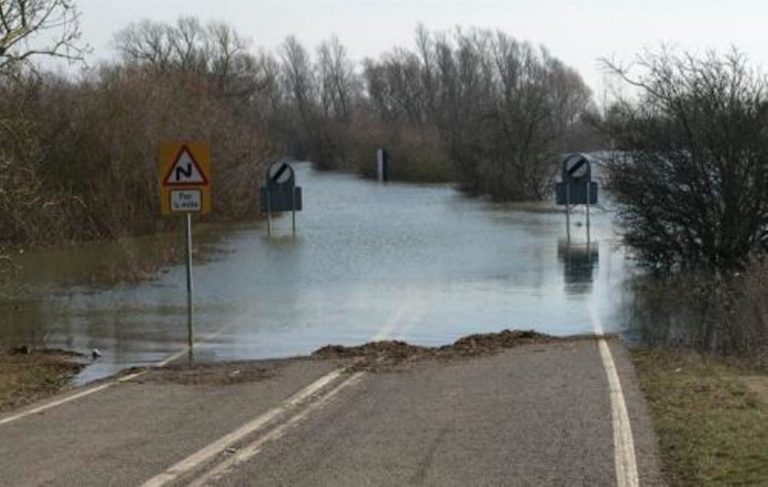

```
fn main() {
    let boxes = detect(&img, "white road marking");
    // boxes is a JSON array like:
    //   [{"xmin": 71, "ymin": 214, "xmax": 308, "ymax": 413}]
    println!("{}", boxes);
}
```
[
  {"xmin": 0, "ymin": 326, "xmax": 230, "ymax": 427},
  {"xmin": 140, "ymin": 368, "xmax": 349, "ymax": 487},
  {"xmin": 0, "ymin": 381, "xmax": 119, "ymax": 427},
  {"xmin": 371, "ymin": 286, "xmax": 434, "ymax": 342},
  {"xmin": 371, "ymin": 300, "xmax": 411, "ymax": 342},
  {"xmin": 589, "ymin": 302, "xmax": 640, "ymax": 487},
  {"xmin": 147, "ymin": 299, "xmax": 410, "ymax": 485},
  {"xmin": 187, "ymin": 372, "xmax": 366, "ymax": 487}
]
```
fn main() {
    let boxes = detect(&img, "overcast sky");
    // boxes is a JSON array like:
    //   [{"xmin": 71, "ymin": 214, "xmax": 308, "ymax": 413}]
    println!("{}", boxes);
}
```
[{"xmin": 75, "ymin": 0, "xmax": 768, "ymax": 97}]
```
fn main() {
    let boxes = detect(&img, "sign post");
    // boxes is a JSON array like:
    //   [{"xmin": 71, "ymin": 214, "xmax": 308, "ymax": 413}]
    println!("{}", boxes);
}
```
[
  {"xmin": 260, "ymin": 161, "xmax": 302, "ymax": 237},
  {"xmin": 159, "ymin": 142, "xmax": 211, "ymax": 360},
  {"xmin": 184, "ymin": 212, "xmax": 193, "ymax": 354}
]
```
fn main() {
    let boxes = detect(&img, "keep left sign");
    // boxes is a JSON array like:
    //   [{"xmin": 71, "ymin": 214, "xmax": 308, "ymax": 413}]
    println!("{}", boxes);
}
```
[{"xmin": 158, "ymin": 142, "xmax": 211, "ymax": 215}]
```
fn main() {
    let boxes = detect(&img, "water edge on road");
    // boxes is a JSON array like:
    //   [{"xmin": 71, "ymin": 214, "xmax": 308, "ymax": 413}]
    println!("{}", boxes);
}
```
[{"xmin": 1, "ymin": 163, "xmax": 637, "ymax": 383}]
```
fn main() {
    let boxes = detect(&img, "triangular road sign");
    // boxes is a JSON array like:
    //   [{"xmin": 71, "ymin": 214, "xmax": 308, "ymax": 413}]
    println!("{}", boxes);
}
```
[{"xmin": 163, "ymin": 145, "xmax": 209, "ymax": 186}]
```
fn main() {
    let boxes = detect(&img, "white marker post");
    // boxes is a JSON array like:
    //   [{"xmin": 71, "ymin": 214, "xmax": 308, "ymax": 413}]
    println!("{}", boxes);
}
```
[
  {"xmin": 376, "ymin": 148, "xmax": 390, "ymax": 182},
  {"xmin": 586, "ymin": 179, "xmax": 591, "ymax": 244},
  {"xmin": 565, "ymin": 181, "xmax": 571, "ymax": 242}
]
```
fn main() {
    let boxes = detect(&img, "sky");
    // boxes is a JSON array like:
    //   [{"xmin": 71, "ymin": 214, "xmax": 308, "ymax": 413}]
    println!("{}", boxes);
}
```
[{"xmin": 72, "ymin": 0, "xmax": 768, "ymax": 98}]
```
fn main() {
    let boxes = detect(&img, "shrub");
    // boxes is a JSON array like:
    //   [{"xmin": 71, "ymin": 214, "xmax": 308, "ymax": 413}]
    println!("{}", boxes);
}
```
[
  {"xmin": 602, "ymin": 49, "xmax": 768, "ymax": 272},
  {"xmin": 0, "ymin": 65, "xmax": 275, "ymax": 248},
  {"xmin": 630, "ymin": 261, "xmax": 768, "ymax": 359}
]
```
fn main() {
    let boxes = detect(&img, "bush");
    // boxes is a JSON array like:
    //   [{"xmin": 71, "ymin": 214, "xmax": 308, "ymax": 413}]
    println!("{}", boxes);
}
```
[
  {"xmin": 630, "ymin": 261, "xmax": 768, "ymax": 359},
  {"xmin": 602, "ymin": 49, "xmax": 768, "ymax": 272},
  {"xmin": 0, "ymin": 65, "xmax": 275, "ymax": 248}
]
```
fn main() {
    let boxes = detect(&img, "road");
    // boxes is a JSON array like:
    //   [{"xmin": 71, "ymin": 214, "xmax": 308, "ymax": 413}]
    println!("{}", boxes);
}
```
[{"xmin": 0, "ymin": 339, "xmax": 664, "ymax": 486}]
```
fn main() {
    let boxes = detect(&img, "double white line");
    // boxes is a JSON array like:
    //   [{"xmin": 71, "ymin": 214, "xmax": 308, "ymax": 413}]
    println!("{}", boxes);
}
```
[
  {"xmin": 142, "ymin": 367, "xmax": 365, "ymax": 487},
  {"xmin": 144, "ymin": 294, "xmax": 424, "ymax": 486}
]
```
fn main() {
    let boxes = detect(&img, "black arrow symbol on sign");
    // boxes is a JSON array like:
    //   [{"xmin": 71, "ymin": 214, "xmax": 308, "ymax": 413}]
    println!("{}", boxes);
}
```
[{"xmin": 272, "ymin": 163, "xmax": 289, "ymax": 183}]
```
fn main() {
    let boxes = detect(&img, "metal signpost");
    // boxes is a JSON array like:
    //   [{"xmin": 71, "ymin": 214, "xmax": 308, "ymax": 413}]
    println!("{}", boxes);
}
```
[
  {"xmin": 260, "ymin": 161, "xmax": 303, "ymax": 236},
  {"xmin": 555, "ymin": 153, "xmax": 598, "ymax": 242},
  {"xmin": 158, "ymin": 141, "xmax": 211, "ymax": 360}
]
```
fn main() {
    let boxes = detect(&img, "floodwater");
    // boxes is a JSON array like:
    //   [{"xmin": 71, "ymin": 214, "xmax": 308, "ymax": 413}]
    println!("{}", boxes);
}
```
[{"xmin": 0, "ymin": 163, "xmax": 635, "ymax": 383}]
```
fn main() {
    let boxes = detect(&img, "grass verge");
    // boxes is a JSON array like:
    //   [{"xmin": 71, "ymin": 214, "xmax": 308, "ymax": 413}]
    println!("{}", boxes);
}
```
[
  {"xmin": 632, "ymin": 349, "xmax": 768, "ymax": 486},
  {"xmin": 0, "ymin": 349, "xmax": 85, "ymax": 413}
]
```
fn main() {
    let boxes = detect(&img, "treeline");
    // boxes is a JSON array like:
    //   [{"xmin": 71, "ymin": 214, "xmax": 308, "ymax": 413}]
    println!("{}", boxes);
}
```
[
  {"xmin": 0, "ymin": 11, "xmax": 600, "ymax": 248},
  {"xmin": 359, "ymin": 28, "xmax": 596, "ymax": 198},
  {"xmin": 115, "ymin": 20, "xmax": 601, "ymax": 199}
]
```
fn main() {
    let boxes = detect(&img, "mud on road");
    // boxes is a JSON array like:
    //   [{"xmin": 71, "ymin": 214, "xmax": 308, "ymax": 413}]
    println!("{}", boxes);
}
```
[
  {"xmin": 126, "ymin": 330, "xmax": 588, "ymax": 385},
  {"xmin": 312, "ymin": 329, "xmax": 596, "ymax": 371}
]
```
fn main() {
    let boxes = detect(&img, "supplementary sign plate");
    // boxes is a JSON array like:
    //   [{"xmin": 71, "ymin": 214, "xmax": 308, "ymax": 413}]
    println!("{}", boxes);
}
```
[
  {"xmin": 171, "ymin": 189, "xmax": 202, "ymax": 212},
  {"xmin": 556, "ymin": 181, "xmax": 598, "ymax": 205},
  {"xmin": 159, "ymin": 142, "xmax": 211, "ymax": 215}
]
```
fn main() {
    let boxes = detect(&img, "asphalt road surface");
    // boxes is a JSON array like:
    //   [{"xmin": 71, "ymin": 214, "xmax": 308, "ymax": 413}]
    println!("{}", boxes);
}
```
[{"xmin": 0, "ymin": 339, "xmax": 664, "ymax": 486}]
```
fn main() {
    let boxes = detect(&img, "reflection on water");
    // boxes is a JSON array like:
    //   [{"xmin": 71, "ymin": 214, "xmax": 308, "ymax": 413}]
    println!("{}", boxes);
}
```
[
  {"xmin": 0, "ymin": 163, "xmax": 633, "ymax": 383},
  {"xmin": 557, "ymin": 239, "xmax": 599, "ymax": 294}
]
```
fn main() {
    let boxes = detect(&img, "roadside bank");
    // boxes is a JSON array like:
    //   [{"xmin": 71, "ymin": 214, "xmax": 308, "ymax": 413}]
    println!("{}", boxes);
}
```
[
  {"xmin": 0, "ymin": 347, "xmax": 86, "ymax": 413},
  {"xmin": 632, "ymin": 348, "xmax": 768, "ymax": 486}
]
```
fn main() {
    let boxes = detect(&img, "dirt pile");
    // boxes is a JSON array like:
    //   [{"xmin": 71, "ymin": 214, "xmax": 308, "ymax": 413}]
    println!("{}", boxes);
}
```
[
  {"xmin": 313, "ymin": 329, "xmax": 556, "ymax": 370},
  {"xmin": 446, "ymin": 329, "xmax": 553, "ymax": 354}
]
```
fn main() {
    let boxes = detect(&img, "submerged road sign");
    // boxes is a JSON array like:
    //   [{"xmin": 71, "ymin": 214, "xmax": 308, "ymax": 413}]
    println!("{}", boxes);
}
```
[
  {"xmin": 556, "ymin": 153, "xmax": 597, "ymax": 205},
  {"xmin": 261, "ymin": 161, "xmax": 302, "ymax": 236},
  {"xmin": 562, "ymin": 153, "xmax": 591, "ymax": 181},
  {"xmin": 159, "ymin": 142, "xmax": 211, "ymax": 215},
  {"xmin": 268, "ymin": 161, "xmax": 296, "ymax": 187},
  {"xmin": 261, "ymin": 161, "xmax": 303, "ymax": 212},
  {"xmin": 556, "ymin": 181, "xmax": 598, "ymax": 205},
  {"xmin": 555, "ymin": 153, "xmax": 598, "ymax": 242}
]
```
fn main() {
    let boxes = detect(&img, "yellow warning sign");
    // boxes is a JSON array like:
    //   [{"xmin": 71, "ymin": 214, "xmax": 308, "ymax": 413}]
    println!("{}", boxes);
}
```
[{"xmin": 158, "ymin": 142, "xmax": 211, "ymax": 215}]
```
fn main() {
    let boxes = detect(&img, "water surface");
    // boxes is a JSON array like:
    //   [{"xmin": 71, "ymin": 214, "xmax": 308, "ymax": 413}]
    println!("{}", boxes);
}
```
[{"xmin": 1, "ymin": 163, "xmax": 633, "ymax": 383}]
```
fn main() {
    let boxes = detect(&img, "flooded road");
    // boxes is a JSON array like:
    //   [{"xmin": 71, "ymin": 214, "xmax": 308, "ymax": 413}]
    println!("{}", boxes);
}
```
[{"xmin": 0, "ymin": 163, "xmax": 634, "ymax": 382}]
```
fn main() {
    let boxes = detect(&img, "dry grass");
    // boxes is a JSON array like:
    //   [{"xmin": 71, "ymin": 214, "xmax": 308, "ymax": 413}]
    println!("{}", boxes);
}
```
[
  {"xmin": 0, "ymin": 349, "xmax": 84, "ymax": 413},
  {"xmin": 632, "ymin": 348, "xmax": 768, "ymax": 486}
]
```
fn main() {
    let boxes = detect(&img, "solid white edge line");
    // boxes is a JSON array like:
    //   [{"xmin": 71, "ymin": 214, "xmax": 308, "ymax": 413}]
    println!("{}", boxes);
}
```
[
  {"xmin": 598, "ymin": 339, "xmax": 640, "ymax": 487},
  {"xmin": 0, "ymin": 381, "xmax": 115, "ymax": 427},
  {"xmin": 589, "ymin": 302, "xmax": 640, "ymax": 487},
  {"xmin": 187, "ymin": 371, "xmax": 367, "ymax": 487},
  {"xmin": 140, "ymin": 368, "xmax": 347, "ymax": 487}
]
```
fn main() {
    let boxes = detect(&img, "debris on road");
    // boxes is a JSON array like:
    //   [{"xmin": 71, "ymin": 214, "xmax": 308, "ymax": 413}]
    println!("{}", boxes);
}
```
[
  {"xmin": 313, "ymin": 329, "xmax": 561, "ymax": 370},
  {"xmin": 136, "ymin": 361, "xmax": 278, "ymax": 386}
]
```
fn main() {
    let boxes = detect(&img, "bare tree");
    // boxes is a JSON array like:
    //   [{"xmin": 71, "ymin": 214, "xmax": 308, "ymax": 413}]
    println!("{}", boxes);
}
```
[
  {"xmin": 114, "ymin": 17, "xmax": 271, "ymax": 100},
  {"xmin": 280, "ymin": 36, "xmax": 317, "ymax": 125},
  {"xmin": 600, "ymin": 48, "xmax": 768, "ymax": 272},
  {"xmin": 317, "ymin": 36, "xmax": 358, "ymax": 122},
  {"xmin": 362, "ymin": 27, "xmax": 591, "ymax": 199},
  {"xmin": 0, "ymin": 0, "xmax": 87, "ymax": 73}
]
